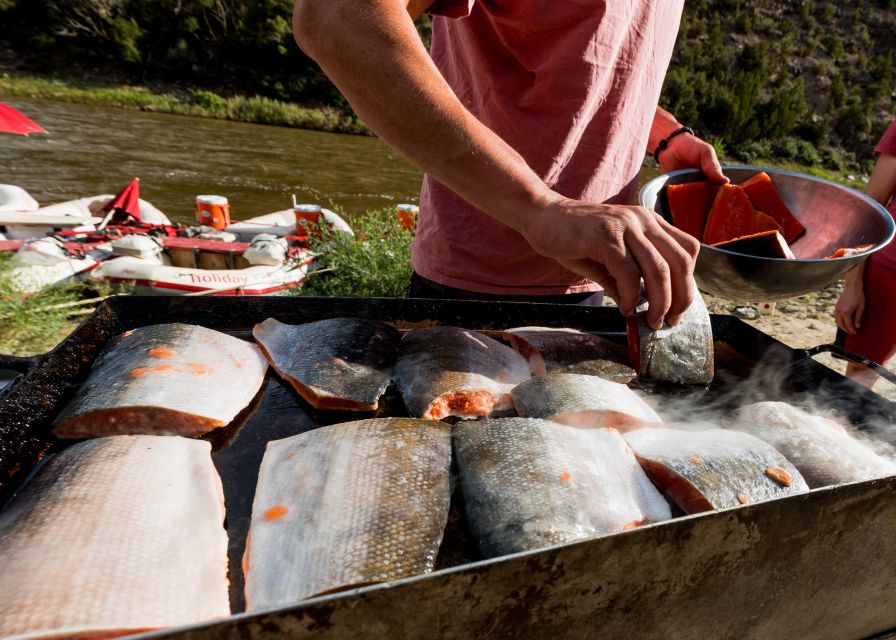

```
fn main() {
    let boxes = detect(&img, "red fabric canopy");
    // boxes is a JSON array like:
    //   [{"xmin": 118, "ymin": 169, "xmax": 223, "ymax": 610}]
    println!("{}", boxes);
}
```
[
  {"xmin": 104, "ymin": 178, "xmax": 142, "ymax": 221},
  {"xmin": 0, "ymin": 102, "xmax": 48, "ymax": 135}
]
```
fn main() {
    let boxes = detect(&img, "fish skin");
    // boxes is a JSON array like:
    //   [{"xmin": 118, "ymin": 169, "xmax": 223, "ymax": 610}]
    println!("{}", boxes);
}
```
[
  {"xmin": 511, "ymin": 373, "xmax": 661, "ymax": 431},
  {"xmin": 626, "ymin": 280, "xmax": 714, "ymax": 385},
  {"xmin": 243, "ymin": 418, "xmax": 453, "ymax": 610},
  {"xmin": 252, "ymin": 317, "xmax": 400, "ymax": 411},
  {"xmin": 557, "ymin": 359, "xmax": 637, "ymax": 383},
  {"xmin": 0, "ymin": 436, "xmax": 230, "ymax": 639},
  {"xmin": 623, "ymin": 427, "xmax": 809, "ymax": 514},
  {"xmin": 394, "ymin": 326, "xmax": 531, "ymax": 420},
  {"xmin": 724, "ymin": 401, "xmax": 896, "ymax": 488},
  {"xmin": 503, "ymin": 327, "xmax": 631, "ymax": 376},
  {"xmin": 454, "ymin": 417, "xmax": 671, "ymax": 558},
  {"xmin": 53, "ymin": 323, "xmax": 268, "ymax": 438}
]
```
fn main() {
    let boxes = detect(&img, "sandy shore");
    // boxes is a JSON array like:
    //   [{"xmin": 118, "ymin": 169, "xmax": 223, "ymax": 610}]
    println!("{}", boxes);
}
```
[{"xmin": 704, "ymin": 284, "xmax": 896, "ymax": 402}]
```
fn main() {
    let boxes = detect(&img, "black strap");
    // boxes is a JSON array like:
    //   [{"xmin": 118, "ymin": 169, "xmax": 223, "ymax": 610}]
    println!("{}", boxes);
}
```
[{"xmin": 652, "ymin": 125, "xmax": 695, "ymax": 163}]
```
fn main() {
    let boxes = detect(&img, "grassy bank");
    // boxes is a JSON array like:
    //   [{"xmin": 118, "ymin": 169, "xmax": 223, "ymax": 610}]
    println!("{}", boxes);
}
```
[
  {"xmin": 0, "ymin": 255, "xmax": 124, "ymax": 356},
  {"xmin": 0, "ymin": 74, "xmax": 368, "ymax": 135}
]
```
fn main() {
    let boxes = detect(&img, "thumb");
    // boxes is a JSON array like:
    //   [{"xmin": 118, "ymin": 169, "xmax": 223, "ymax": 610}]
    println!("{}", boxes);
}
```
[{"xmin": 701, "ymin": 145, "xmax": 729, "ymax": 184}]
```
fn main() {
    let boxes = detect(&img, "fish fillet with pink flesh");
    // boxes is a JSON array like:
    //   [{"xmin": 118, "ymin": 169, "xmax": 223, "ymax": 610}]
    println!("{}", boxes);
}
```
[
  {"xmin": 0, "ymin": 435, "xmax": 230, "ymax": 639},
  {"xmin": 511, "ymin": 372, "xmax": 661, "ymax": 431},
  {"xmin": 626, "ymin": 279, "xmax": 714, "ymax": 385},
  {"xmin": 724, "ymin": 401, "xmax": 896, "ymax": 488},
  {"xmin": 623, "ymin": 427, "xmax": 809, "ymax": 514},
  {"xmin": 454, "ymin": 417, "xmax": 671, "ymax": 558},
  {"xmin": 243, "ymin": 418, "xmax": 452, "ymax": 610},
  {"xmin": 53, "ymin": 323, "xmax": 268, "ymax": 438},
  {"xmin": 252, "ymin": 317, "xmax": 400, "ymax": 411},
  {"xmin": 503, "ymin": 326, "xmax": 634, "ymax": 381},
  {"xmin": 394, "ymin": 326, "xmax": 531, "ymax": 420}
]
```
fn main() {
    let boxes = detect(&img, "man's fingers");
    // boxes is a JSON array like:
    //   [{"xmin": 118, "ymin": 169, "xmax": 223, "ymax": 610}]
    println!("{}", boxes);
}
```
[
  {"xmin": 645, "ymin": 216, "xmax": 697, "ymax": 323},
  {"xmin": 556, "ymin": 258, "xmax": 621, "ymax": 304},
  {"xmin": 627, "ymin": 235, "xmax": 672, "ymax": 329},
  {"xmin": 701, "ymin": 145, "xmax": 729, "ymax": 184},
  {"xmin": 854, "ymin": 303, "xmax": 864, "ymax": 331}
]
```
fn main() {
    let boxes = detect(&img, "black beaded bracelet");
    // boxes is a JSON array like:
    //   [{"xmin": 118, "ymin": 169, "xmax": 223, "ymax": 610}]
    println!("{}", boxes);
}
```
[{"xmin": 652, "ymin": 125, "xmax": 695, "ymax": 163}]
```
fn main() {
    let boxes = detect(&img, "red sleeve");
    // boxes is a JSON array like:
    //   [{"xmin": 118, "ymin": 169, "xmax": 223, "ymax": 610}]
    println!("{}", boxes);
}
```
[
  {"xmin": 875, "ymin": 120, "xmax": 896, "ymax": 157},
  {"xmin": 427, "ymin": 0, "xmax": 474, "ymax": 18}
]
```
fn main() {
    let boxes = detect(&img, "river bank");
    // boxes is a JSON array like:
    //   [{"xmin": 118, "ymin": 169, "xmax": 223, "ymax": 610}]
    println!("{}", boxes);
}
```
[{"xmin": 0, "ymin": 73, "xmax": 368, "ymax": 136}]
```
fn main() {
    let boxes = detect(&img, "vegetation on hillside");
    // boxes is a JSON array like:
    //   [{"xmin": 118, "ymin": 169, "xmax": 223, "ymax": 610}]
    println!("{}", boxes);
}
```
[
  {"xmin": 0, "ymin": 0, "xmax": 893, "ymax": 167},
  {"xmin": 663, "ymin": 0, "xmax": 895, "ymax": 172}
]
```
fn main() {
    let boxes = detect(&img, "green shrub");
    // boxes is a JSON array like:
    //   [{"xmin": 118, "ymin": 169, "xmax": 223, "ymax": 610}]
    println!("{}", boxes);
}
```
[
  {"xmin": 0, "ymin": 256, "xmax": 89, "ymax": 356},
  {"xmin": 192, "ymin": 90, "xmax": 227, "ymax": 114},
  {"xmin": 297, "ymin": 208, "xmax": 413, "ymax": 298}
]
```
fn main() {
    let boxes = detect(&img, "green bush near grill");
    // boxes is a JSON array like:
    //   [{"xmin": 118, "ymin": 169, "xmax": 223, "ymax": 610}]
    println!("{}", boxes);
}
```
[
  {"xmin": 0, "ymin": 255, "xmax": 120, "ymax": 356},
  {"xmin": 296, "ymin": 207, "xmax": 413, "ymax": 299}
]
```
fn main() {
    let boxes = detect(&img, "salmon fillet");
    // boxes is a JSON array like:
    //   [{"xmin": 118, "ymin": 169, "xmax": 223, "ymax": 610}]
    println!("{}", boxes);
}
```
[
  {"xmin": 624, "ymin": 427, "xmax": 809, "ymax": 513},
  {"xmin": 393, "ymin": 326, "xmax": 531, "ymax": 420},
  {"xmin": 725, "ymin": 401, "xmax": 896, "ymax": 488},
  {"xmin": 0, "ymin": 436, "xmax": 230, "ymax": 639},
  {"xmin": 53, "ymin": 323, "xmax": 268, "ymax": 438},
  {"xmin": 252, "ymin": 317, "xmax": 400, "ymax": 411},
  {"xmin": 454, "ymin": 417, "xmax": 671, "ymax": 558},
  {"xmin": 511, "ymin": 372, "xmax": 661, "ymax": 431},
  {"xmin": 243, "ymin": 418, "xmax": 452, "ymax": 610}
]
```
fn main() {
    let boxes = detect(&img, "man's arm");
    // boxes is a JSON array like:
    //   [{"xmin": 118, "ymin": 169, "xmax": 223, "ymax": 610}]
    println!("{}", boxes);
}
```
[
  {"xmin": 293, "ymin": 0, "xmax": 698, "ymax": 328},
  {"xmin": 650, "ymin": 107, "xmax": 728, "ymax": 183}
]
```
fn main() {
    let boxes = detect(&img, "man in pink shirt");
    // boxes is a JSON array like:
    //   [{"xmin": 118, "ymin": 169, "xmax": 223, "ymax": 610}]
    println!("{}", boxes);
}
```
[{"xmin": 293, "ymin": 0, "xmax": 727, "ymax": 329}]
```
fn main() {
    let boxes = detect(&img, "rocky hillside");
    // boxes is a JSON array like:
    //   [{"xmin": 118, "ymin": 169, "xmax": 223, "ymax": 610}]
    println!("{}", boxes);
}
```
[{"xmin": 663, "ymin": 0, "xmax": 895, "ymax": 171}]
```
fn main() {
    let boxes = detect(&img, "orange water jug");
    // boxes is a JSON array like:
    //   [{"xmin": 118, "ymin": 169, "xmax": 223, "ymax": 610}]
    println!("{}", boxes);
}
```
[
  {"xmin": 196, "ymin": 195, "xmax": 231, "ymax": 230},
  {"xmin": 294, "ymin": 204, "xmax": 322, "ymax": 236}
]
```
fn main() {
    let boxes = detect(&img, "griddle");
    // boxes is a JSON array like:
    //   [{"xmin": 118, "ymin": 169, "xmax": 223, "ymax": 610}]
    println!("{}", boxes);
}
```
[{"xmin": 1, "ymin": 296, "xmax": 895, "ymax": 640}]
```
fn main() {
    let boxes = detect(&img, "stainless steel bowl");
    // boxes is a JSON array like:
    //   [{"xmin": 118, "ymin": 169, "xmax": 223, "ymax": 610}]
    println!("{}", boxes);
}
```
[{"xmin": 639, "ymin": 166, "xmax": 896, "ymax": 302}]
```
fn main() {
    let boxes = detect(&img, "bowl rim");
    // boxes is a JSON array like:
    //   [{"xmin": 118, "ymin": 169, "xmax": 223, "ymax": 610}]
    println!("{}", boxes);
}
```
[{"xmin": 639, "ymin": 165, "xmax": 896, "ymax": 264}]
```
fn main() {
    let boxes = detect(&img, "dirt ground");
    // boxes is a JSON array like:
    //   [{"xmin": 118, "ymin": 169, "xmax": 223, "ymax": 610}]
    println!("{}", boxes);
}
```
[{"xmin": 703, "ymin": 283, "xmax": 896, "ymax": 402}]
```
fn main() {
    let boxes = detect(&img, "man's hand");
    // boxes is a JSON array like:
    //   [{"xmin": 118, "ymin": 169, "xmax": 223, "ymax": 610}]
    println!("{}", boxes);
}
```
[
  {"xmin": 835, "ymin": 269, "xmax": 866, "ymax": 335},
  {"xmin": 659, "ymin": 132, "xmax": 728, "ymax": 184},
  {"xmin": 522, "ymin": 196, "xmax": 700, "ymax": 329}
]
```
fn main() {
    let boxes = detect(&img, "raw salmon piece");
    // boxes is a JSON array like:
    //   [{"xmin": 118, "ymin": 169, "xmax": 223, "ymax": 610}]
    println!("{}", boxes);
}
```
[
  {"xmin": 724, "ymin": 401, "xmax": 896, "ymax": 488},
  {"xmin": 623, "ymin": 427, "xmax": 809, "ymax": 514},
  {"xmin": 243, "ymin": 418, "xmax": 452, "ymax": 610},
  {"xmin": 626, "ymin": 279, "xmax": 714, "ymax": 385},
  {"xmin": 502, "ymin": 326, "xmax": 631, "ymax": 377},
  {"xmin": 53, "ymin": 323, "xmax": 268, "ymax": 438},
  {"xmin": 394, "ymin": 326, "xmax": 531, "ymax": 420},
  {"xmin": 511, "ymin": 373, "xmax": 661, "ymax": 431},
  {"xmin": 252, "ymin": 317, "xmax": 400, "ymax": 411},
  {"xmin": 0, "ymin": 436, "xmax": 230, "ymax": 639},
  {"xmin": 454, "ymin": 417, "xmax": 671, "ymax": 558}
]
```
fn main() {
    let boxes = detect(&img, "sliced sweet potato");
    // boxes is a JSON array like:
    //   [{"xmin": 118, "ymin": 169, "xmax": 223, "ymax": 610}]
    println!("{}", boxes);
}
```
[
  {"xmin": 739, "ymin": 172, "xmax": 806, "ymax": 243},
  {"xmin": 667, "ymin": 182, "xmax": 720, "ymax": 239},
  {"xmin": 702, "ymin": 184, "xmax": 756, "ymax": 245},
  {"xmin": 711, "ymin": 230, "xmax": 795, "ymax": 259}
]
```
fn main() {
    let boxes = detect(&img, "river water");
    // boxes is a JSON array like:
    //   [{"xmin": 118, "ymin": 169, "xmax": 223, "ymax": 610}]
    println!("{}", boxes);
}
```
[{"xmin": 1, "ymin": 98, "xmax": 424, "ymax": 224}]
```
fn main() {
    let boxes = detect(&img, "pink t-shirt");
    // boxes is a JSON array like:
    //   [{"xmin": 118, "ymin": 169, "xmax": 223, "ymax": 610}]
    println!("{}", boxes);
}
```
[
  {"xmin": 412, "ymin": 0, "xmax": 684, "ymax": 294},
  {"xmin": 871, "ymin": 120, "xmax": 896, "ymax": 269}
]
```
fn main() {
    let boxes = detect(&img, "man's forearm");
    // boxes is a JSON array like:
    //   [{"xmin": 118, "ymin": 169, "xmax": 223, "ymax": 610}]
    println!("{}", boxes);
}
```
[
  {"xmin": 648, "ymin": 107, "xmax": 684, "ymax": 156},
  {"xmin": 293, "ymin": 0, "xmax": 553, "ymax": 234}
]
